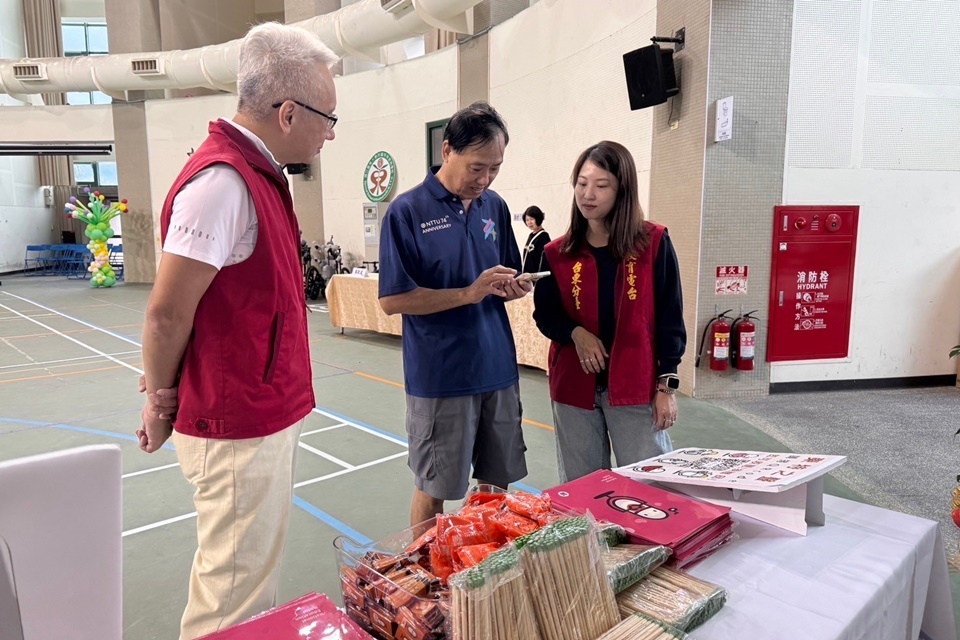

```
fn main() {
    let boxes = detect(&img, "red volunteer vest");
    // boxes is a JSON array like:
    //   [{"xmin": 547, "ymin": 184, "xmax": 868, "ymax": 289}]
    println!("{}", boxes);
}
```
[
  {"xmin": 159, "ymin": 120, "xmax": 314, "ymax": 439},
  {"xmin": 543, "ymin": 222, "xmax": 664, "ymax": 410}
]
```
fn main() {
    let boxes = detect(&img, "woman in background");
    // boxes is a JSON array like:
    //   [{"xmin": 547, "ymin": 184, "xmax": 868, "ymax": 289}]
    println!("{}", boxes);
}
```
[
  {"xmin": 521, "ymin": 205, "xmax": 550, "ymax": 274},
  {"xmin": 533, "ymin": 141, "xmax": 686, "ymax": 482}
]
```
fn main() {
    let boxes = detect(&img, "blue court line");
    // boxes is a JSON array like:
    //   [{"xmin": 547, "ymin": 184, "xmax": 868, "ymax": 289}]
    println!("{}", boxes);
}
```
[
  {"xmin": 4, "ymin": 301, "xmax": 542, "ymax": 498},
  {"xmin": 512, "ymin": 482, "xmax": 541, "ymax": 494},
  {"xmin": 0, "ymin": 416, "xmax": 377, "ymax": 540},
  {"xmin": 0, "ymin": 416, "xmax": 175, "ymax": 450},
  {"xmin": 292, "ymin": 496, "xmax": 372, "ymax": 545},
  {"xmin": 314, "ymin": 406, "xmax": 407, "ymax": 446}
]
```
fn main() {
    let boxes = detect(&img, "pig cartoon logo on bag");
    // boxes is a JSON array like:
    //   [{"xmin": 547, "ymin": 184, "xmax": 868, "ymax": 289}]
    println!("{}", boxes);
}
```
[
  {"xmin": 634, "ymin": 465, "xmax": 665, "ymax": 474},
  {"xmin": 594, "ymin": 490, "xmax": 678, "ymax": 520}
]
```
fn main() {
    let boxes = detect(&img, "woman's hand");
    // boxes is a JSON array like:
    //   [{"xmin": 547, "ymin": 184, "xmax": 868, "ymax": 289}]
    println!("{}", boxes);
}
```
[
  {"xmin": 652, "ymin": 390, "xmax": 677, "ymax": 431},
  {"xmin": 571, "ymin": 327, "xmax": 608, "ymax": 374}
]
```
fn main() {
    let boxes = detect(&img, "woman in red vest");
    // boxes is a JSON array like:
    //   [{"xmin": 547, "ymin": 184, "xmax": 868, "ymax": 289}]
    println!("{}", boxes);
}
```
[{"xmin": 533, "ymin": 141, "xmax": 686, "ymax": 482}]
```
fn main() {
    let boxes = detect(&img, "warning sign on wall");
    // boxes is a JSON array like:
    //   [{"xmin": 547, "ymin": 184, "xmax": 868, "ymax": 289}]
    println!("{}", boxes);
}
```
[{"xmin": 715, "ymin": 265, "xmax": 748, "ymax": 295}]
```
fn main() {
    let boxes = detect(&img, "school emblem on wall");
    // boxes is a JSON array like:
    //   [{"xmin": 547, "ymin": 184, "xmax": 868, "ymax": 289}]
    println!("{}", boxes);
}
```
[{"xmin": 363, "ymin": 151, "xmax": 397, "ymax": 203}]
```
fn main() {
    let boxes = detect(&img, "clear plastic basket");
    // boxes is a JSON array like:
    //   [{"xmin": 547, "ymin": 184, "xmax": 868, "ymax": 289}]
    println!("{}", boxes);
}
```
[{"xmin": 334, "ymin": 517, "xmax": 449, "ymax": 640}]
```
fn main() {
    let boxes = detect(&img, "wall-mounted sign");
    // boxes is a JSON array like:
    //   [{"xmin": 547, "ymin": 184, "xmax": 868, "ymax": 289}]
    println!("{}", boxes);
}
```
[
  {"xmin": 363, "ymin": 151, "xmax": 397, "ymax": 203},
  {"xmin": 715, "ymin": 96, "xmax": 733, "ymax": 142},
  {"xmin": 716, "ymin": 265, "xmax": 748, "ymax": 295}
]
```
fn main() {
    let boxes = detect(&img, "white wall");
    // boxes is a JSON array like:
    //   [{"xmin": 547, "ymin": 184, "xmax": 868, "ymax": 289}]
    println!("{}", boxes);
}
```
[
  {"xmin": 0, "ymin": 105, "xmax": 114, "ymax": 143},
  {"xmin": 143, "ymin": 93, "xmax": 237, "ymax": 266},
  {"xmin": 0, "ymin": 1, "xmax": 53, "ymax": 273},
  {"xmin": 773, "ymin": 0, "xmax": 960, "ymax": 383},
  {"xmin": 320, "ymin": 46, "xmax": 458, "ymax": 260},
  {"xmin": 489, "ymin": 0, "xmax": 657, "ymax": 245}
]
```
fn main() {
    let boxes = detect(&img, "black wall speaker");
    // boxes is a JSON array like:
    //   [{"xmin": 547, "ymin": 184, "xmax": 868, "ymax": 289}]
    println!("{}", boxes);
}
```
[{"xmin": 623, "ymin": 43, "xmax": 679, "ymax": 110}]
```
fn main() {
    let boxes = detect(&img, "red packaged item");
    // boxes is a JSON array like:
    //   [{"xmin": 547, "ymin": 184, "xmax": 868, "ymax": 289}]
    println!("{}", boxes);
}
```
[
  {"xmin": 458, "ymin": 504, "xmax": 505, "ymax": 541},
  {"xmin": 429, "ymin": 543, "xmax": 455, "ymax": 582},
  {"xmin": 491, "ymin": 510, "xmax": 539, "ymax": 540},
  {"xmin": 465, "ymin": 491, "xmax": 506, "ymax": 507},
  {"xmin": 442, "ymin": 522, "xmax": 490, "ymax": 552},
  {"xmin": 196, "ymin": 593, "xmax": 373, "ymax": 639},
  {"xmin": 403, "ymin": 525, "xmax": 437, "ymax": 556},
  {"xmin": 434, "ymin": 514, "xmax": 470, "ymax": 544},
  {"xmin": 456, "ymin": 543, "xmax": 501, "ymax": 568},
  {"xmin": 505, "ymin": 492, "xmax": 552, "ymax": 520}
]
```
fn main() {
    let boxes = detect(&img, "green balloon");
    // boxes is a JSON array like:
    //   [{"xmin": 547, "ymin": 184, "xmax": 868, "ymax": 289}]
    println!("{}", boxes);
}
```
[
  {"xmin": 104, "ymin": 277, "xmax": 116, "ymax": 287},
  {"xmin": 90, "ymin": 278, "xmax": 99, "ymax": 287},
  {"xmin": 89, "ymin": 229, "xmax": 104, "ymax": 240},
  {"xmin": 104, "ymin": 227, "xmax": 115, "ymax": 238},
  {"xmin": 86, "ymin": 224, "xmax": 95, "ymax": 234},
  {"xmin": 96, "ymin": 222, "xmax": 108, "ymax": 231}
]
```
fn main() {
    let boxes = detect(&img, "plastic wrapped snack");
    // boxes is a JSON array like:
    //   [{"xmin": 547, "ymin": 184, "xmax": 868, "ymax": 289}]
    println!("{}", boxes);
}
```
[
  {"xmin": 594, "ymin": 612, "xmax": 690, "ymax": 640},
  {"xmin": 617, "ymin": 566, "xmax": 726, "ymax": 632},
  {"xmin": 516, "ymin": 516, "xmax": 620, "ymax": 640},
  {"xmin": 602, "ymin": 544, "xmax": 671, "ymax": 593},
  {"xmin": 449, "ymin": 546, "xmax": 540, "ymax": 640}
]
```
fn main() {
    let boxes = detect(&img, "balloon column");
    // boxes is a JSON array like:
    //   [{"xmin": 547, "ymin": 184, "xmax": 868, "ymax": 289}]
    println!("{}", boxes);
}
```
[{"xmin": 65, "ymin": 188, "xmax": 127, "ymax": 288}]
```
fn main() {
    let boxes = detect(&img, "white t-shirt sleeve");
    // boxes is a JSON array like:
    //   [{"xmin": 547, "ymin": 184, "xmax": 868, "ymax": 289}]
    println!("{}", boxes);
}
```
[{"xmin": 163, "ymin": 164, "xmax": 258, "ymax": 270}]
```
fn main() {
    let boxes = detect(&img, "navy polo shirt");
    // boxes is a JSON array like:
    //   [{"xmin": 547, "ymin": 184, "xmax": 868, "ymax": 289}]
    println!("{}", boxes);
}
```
[{"xmin": 378, "ymin": 169, "xmax": 521, "ymax": 398}]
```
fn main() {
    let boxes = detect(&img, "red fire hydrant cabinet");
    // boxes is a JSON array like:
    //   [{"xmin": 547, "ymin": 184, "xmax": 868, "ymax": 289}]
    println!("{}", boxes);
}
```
[{"xmin": 767, "ymin": 205, "xmax": 859, "ymax": 362}]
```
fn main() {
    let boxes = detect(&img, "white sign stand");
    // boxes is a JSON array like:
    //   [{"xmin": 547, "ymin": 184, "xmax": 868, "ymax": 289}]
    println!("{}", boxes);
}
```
[
  {"xmin": 615, "ymin": 448, "xmax": 845, "ymax": 536},
  {"xmin": 656, "ymin": 475, "xmax": 825, "ymax": 535}
]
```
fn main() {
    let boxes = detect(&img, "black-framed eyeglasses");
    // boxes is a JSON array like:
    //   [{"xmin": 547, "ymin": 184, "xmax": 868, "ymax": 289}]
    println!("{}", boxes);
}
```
[{"xmin": 272, "ymin": 100, "xmax": 337, "ymax": 130}]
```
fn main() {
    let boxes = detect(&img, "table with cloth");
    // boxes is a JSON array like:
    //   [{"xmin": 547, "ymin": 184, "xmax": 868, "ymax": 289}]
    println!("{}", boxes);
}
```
[
  {"xmin": 689, "ymin": 495, "xmax": 956, "ymax": 640},
  {"xmin": 325, "ymin": 274, "xmax": 550, "ymax": 371}
]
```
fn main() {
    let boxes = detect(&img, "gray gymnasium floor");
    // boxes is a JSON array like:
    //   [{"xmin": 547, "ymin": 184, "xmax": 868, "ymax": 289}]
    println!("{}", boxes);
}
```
[{"xmin": 0, "ymin": 275, "xmax": 956, "ymax": 639}]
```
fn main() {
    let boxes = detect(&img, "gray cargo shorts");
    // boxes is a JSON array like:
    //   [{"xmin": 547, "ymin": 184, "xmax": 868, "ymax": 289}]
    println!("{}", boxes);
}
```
[{"xmin": 405, "ymin": 383, "xmax": 528, "ymax": 501}]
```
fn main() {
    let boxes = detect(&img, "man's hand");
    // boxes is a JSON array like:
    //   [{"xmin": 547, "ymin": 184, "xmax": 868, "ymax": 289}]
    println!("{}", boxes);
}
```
[
  {"xmin": 137, "ymin": 406, "xmax": 173, "ymax": 453},
  {"xmin": 138, "ymin": 375, "xmax": 179, "ymax": 420},
  {"xmin": 137, "ymin": 375, "xmax": 178, "ymax": 453},
  {"xmin": 500, "ymin": 275, "xmax": 533, "ymax": 301},
  {"xmin": 464, "ymin": 266, "xmax": 517, "ymax": 304}
]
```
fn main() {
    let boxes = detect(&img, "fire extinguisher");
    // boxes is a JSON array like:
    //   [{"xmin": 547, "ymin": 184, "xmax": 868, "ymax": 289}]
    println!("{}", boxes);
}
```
[
  {"xmin": 731, "ymin": 308, "xmax": 759, "ymax": 371},
  {"xmin": 696, "ymin": 309, "xmax": 733, "ymax": 371}
]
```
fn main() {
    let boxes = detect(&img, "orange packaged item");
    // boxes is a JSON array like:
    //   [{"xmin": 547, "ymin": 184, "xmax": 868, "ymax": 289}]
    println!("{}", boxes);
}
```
[
  {"xmin": 457, "ymin": 505, "xmax": 505, "ymax": 544},
  {"xmin": 505, "ymin": 492, "xmax": 552, "ymax": 519},
  {"xmin": 456, "ymin": 543, "xmax": 501, "ymax": 568},
  {"xmin": 442, "ymin": 523, "xmax": 490, "ymax": 553},
  {"xmin": 491, "ymin": 509, "xmax": 539, "ymax": 540},
  {"xmin": 465, "ymin": 491, "xmax": 506, "ymax": 507},
  {"xmin": 403, "ymin": 524, "xmax": 437, "ymax": 556},
  {"xmin": 429, "ymin": 543, "xmax": 455, "ymax": 582}
]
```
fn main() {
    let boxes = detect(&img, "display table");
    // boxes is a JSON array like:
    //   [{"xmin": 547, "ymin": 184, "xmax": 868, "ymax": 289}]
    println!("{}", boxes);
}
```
[
  {"xmin": 689, "ymin": 495, "xmax": 956, "ymax": 640},
  {"xmin": 326, "ymin": 274, "xmax": 402, "ymax": 337},
  {"xmin": 326, "ymin": 274, "xmax": 550, "ymax": 371}
]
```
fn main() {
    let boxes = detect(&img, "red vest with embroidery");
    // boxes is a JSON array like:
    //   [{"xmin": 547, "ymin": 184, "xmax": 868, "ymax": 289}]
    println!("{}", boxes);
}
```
[
  {"xmin": 159, "ymin": 120, "xmax": 314, "ymax": 439},
  {"xmin": 543, "ymin": 222, "xmax": 664, "ymax": 410}
]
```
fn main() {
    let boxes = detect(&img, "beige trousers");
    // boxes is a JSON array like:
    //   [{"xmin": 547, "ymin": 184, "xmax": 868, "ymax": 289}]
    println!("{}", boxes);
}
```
[{"xmin": 173, "ymin": 420, "xmax": 302, "ymax": 640}]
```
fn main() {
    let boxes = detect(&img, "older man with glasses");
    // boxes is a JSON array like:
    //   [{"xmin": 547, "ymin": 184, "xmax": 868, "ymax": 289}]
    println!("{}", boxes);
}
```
[{"xmin": 137, "ymin": 22, "xmax": 338, "ymax": 639}]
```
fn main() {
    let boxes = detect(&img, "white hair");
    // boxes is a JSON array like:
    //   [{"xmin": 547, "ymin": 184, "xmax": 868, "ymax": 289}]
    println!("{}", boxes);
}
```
[{"xmin": 237, "ymin": 22, "xmax": 339, "ymax": 121}]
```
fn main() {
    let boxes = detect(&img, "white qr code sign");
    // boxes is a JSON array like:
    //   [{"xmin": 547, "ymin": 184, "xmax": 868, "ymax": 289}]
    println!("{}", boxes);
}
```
[{"xmin": 716, "ymin": 265, "xmax": 748, "ymax": 295}]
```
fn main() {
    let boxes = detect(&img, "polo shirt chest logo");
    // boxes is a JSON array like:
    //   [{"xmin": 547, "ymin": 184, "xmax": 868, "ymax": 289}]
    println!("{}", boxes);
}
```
[
  {"xmin": 421, "ymin": 215, "xmax": 452, "ymax": 234},
  {"xmin": 481, "ymin": 217, "xmax": 497, "ymax": 241}
]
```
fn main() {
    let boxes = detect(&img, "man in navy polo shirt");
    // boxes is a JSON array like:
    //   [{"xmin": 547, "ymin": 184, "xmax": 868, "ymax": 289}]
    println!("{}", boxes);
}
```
[{"xmin": 379, "ymin": 102, "xmax": 532, "ymax": 525}]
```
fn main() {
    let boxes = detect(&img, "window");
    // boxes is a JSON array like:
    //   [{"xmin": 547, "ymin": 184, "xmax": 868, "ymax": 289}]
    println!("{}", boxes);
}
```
[
  {"xmin": 61, "ymin": 21, "xmax": 111, "ymax": 105},
  {"xmin": 425, "ymin": 119, "xmax": 449, "ymax": 171},
  {"xmin": 73, "ymin": 162, "xmax": 96, "ymax": 184},
  {"xmin": 98, "ymin": 162, "xmax": 118, "ymax": 187},
  {"xmin": 72, "ymin": 161, "xmax": 118, "ymax": 187}
]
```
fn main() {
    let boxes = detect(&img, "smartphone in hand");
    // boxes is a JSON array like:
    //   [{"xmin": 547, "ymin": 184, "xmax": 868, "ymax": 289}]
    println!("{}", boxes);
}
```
[{"xmin": 516, "ymin": 271, "xmax": 551, "ymax": 283}]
